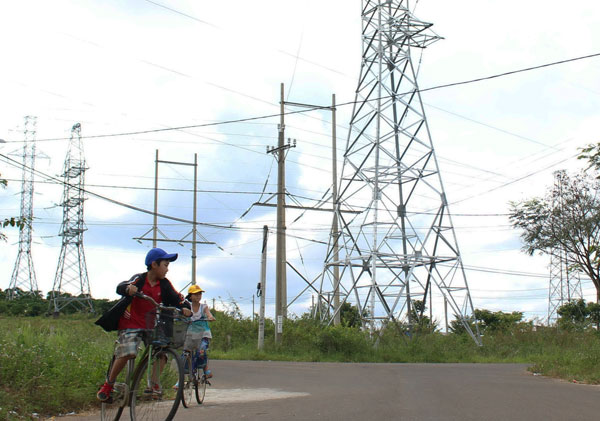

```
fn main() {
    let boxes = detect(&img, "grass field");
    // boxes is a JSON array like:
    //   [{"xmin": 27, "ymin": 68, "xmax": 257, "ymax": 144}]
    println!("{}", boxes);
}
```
[{"xmin": 1, "ymin": 314, "xmax": 599, "ymax": 420}]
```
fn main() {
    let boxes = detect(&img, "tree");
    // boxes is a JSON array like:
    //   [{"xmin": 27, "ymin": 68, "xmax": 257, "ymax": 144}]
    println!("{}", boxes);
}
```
[
  {"xmin": 474, "ymin": 309, "xmax": 525, "ymax": 333},
  {"xmin": 509, "ymin": 170, "xmax": 600, "ymax": 303},
  {"xmin": 1, "ymin": 171, "xmax": 26, "ymax": 241},
  {"xmin": 578, "ymin": 143, "xmax": 600, "ymax": 176},
  {"xmin": 449, "ymin": 309, "xmax": 525, "ymax": 334},
  {"xmin": 409, "ymin": 300, "xmax": 438, "ymax": 333},
  {"xmin": 556, "ymin": 299, "xmax": 589, "ymax": 330},
  {"xmin": 339, "ymin": 302, "xmax": 363, "ymax": 328}
]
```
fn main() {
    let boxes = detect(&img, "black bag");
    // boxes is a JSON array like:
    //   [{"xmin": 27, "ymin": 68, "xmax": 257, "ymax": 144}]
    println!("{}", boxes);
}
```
[{"xmin": 94, "ymin": 296, "xmax": 132, "ymax": 332}]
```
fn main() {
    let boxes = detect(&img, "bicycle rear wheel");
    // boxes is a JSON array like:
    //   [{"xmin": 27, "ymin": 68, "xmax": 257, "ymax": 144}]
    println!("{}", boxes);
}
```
[
  {"xmin": 130, "ymin": 347, "xmax": 184, "ymax": 421},
  {"xmin": 195, "ymin": 374, "xmax": 207, "ymax": 404},
  {"xmin": 181, "ymin": 352, "xmax": 196, "ymax": 408},
  {"xmin": 101, "ymin": 357, "xmax": 132, "ymax": 421}
]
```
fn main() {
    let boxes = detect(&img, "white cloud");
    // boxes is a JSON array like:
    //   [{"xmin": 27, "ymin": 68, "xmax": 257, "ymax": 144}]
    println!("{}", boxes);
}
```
[{"xmin": 2, "ymin": 0, "xmax": 599, "ymax": 323}]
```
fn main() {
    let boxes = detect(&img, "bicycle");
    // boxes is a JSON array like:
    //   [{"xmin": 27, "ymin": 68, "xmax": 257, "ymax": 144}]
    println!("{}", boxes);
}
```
[
  {"xmin": 180, "ymin": 329, "xmax": 212, "ymax": 407},
  {"xmin": 100, "ymin": 293, "xmax": 188, "ymax": 421}
]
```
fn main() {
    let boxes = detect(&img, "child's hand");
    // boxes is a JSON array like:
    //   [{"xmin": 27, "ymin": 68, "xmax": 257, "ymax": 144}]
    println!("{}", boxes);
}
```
[
  {"xmin": 126, "ymin": 284, "xmax": 138, "ymax": 296},
  {"xmin": 182, "ymin": 308, "xmax": 192, "ymax": 317}
]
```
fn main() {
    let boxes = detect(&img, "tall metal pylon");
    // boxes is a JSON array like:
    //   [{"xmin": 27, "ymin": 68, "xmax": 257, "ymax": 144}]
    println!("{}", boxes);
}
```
[
  {"xmin": 547, "ymin": 170, "xmax": 583, "ymax": 325},
  {"xmin": 7, "ymin": 116, "xmax": 39, "ymax": 299},
  {"xmin": 318, "ymin": 0, "xmax": 480, "ymax": 343},
  {"xmin": 50, "ymin": 123, "xmax": 93, "ymax": 314}
]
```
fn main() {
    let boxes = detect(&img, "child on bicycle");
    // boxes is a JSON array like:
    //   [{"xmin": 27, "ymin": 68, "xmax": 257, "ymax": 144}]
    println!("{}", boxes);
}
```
[
  {"xmin": 95, "ymin": 247, "xmax": 192, "ymax": 401},
  {"xmin": 183, "ymin": 284, "xmax": 215, "ymax": 378}
]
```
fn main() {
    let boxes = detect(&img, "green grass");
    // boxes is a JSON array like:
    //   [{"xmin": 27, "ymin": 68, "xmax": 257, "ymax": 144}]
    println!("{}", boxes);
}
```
[{"xmin": 1, "ymin": 315, "xmax": 599, "ymax": 420}]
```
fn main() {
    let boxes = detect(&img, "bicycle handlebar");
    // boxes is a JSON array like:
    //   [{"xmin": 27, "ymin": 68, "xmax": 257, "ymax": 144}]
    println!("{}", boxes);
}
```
[{"xmin": 134, "ymin": 292, "xmax": 182, "ymax": 314}]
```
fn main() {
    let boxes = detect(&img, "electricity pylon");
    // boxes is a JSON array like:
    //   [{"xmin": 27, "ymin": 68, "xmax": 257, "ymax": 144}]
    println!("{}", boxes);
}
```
[
  {"xmin": 547, "ymin": 170, "xmax": 583, "ymax": 325},
  {"xmin": 50, "ymin": 123, "xmax": 94, "ymax": 314},
  {"xmin": 7, "ymin": 116, "xmax": 39, "ymax": 299},
  {"xmin": 318, "ymin": 0, "xmax": 481, "ymax": 344}
]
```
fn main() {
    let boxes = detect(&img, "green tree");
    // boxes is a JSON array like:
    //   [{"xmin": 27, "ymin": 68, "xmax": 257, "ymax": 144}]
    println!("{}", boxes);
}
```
[
  {"xmin": 556, "ymin": 299, "xmax": 589, "ymax": 330},
  {"xmin": 509, "ymin": 170, "xmax": 600, "ymax": 303},
  {"xmin": 339, "ymin": 302, "xmax": 367, "ymax": 328},
  {"xmin": 556, "ymin": 299, "xmax": 600, "ymax": 330},
  {"xmin": 474, "ymin": 309, "xmax": 524, "ymax": 333},
  {"xmin": 578, "ymin": 143, "xmax": 600, "ymax": 176},
  {"xmin": 1, "ymin": 171, "xmax": 27, "ymax": 241},
  {"xmin": 410, "ymin": 300, "xmax": 438, "ymax": 333},
  {"xmin": 449, "ymin": 309, "xmax": 524, "ymax": 334}
]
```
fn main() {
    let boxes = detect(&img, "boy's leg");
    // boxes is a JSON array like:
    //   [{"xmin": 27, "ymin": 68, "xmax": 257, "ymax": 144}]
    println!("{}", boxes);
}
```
[
  {"xmin": 98, "ymin": 355, "xmax": 135, "ymax": 401},
  {"xmin": 98, "ymin": 329, "xmax": 143, "ymax": 401},
  {"xmin": 108, "ymin": 355, "xmax": 133, "ymax": 383}
]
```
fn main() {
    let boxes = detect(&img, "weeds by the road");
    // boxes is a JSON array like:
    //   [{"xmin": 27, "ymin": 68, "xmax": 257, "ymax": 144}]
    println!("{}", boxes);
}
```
[{"xmin": 1, "ymin": 315, "xmax": 599, "ymax": 420}]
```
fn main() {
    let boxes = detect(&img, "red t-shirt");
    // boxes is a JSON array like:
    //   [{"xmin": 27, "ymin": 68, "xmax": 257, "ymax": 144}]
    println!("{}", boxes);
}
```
[{"xmin": 118, "ymin": 279, "xmax": 162, "ymax": 330}]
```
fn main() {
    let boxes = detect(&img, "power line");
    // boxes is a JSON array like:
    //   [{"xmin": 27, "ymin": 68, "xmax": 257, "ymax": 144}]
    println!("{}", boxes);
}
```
[{"xmin": 8, "ymin": 52, "xmax": 599, "ymax": 144}]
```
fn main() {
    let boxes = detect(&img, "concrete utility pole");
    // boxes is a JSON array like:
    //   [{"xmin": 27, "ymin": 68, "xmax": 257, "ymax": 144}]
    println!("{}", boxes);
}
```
[
  {"xmin": 271, "ymin": 83, "xmax": 290, "ymax": 343},
  {"xmin": 153, "ymin": 150, "xmax": 159, "ymax": 248},
  {"xmin": 260, "ymin": 94, "xmax": 348, "ymax": 326},
  {"xmin": 258, "ymin": 225, "xmax": 268, "ymax": 350},
  {"xmin": 331, "ymin": 94, "xmax": 341, "ymax": 326}
]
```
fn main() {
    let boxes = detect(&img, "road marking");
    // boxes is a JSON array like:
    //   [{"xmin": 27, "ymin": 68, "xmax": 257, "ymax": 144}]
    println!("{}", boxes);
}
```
[{"xmin": 205, "ymin": 388, "xmax": 309, "ymax": 403}]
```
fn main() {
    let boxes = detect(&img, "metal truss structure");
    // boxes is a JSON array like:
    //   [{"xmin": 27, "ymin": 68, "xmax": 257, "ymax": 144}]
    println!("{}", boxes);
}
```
[
  {"xmin": 547, "ymin": 170, "xmax": 583, "ymax": 325},
  {"xmin": 8, "ymin": 116, "xmax": 39, "ymax": 299},
  {"xmin": 317, "ymin": 0, "xmax": 480, "ymax": 343},
  {"xmin": 50, "ymin": 123, "xmax": 94, "ymax": 314}
]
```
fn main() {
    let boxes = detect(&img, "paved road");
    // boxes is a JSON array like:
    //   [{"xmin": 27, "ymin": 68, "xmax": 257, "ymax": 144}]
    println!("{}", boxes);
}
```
[{"xmin": 72, "ymin": 360, "xmax": 598, "ymax": 420}]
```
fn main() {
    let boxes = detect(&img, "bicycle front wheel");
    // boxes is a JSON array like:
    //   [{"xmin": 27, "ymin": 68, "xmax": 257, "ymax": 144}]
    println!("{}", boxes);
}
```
[
  {"xmin": 181, "ymin": 352, "xmax": 196, "ymax": 408},
  {"xmin": 130, "ymin": 347, "xmax": 184, "ymax": 421}
]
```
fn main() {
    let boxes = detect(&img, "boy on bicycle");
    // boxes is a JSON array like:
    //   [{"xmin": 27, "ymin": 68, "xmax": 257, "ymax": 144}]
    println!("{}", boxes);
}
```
[
  {"xmin": 95, "ymin": 247, "xmax": 192, "ymax": 401},
  {"xmin": 184, "ymin": 284, "xmax": 215, "ymax": 378}
]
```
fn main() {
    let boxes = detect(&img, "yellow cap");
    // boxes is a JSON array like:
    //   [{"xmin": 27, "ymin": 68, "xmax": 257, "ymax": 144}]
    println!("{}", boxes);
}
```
[{"xmin": 187, "ymin": 285, "xmax": 205, "ymax": 295}]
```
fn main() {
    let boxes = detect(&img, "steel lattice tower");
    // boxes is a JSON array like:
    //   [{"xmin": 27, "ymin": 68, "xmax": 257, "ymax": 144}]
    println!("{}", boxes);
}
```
[
  {"xmin": 318, "ymin": 0, "xmax": 480, "ymax": 343},
  {"xmin": 547, "ymin": 170, "xmax": 583, "ymax": 325},
  {"xmin": 7, "ymin": 116, "xmax": 39, "ymax": 299},
  {"xmin": 50, "ymin": 123, "xmax": 93, "ymax": 314}
]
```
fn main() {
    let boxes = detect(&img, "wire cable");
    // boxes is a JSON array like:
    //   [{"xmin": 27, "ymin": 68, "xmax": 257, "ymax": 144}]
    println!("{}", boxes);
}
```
[{"xmin": 11, "ymin": 52, "xmax": 600, "ymax": 144}]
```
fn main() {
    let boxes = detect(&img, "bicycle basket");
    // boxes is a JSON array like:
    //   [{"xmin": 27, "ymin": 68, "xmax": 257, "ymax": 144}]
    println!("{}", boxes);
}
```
[
  {"xmin": 170, "ymin": 319, "xmax": 187, "ymax": 349},
  {"xmin": 145, "ymin": 309, "xmax": 183, "ymax": 346}
]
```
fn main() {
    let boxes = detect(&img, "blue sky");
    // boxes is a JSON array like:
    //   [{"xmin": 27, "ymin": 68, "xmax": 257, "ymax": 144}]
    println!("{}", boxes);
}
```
[{"xmin": 1, "ymin": 0, "xmax": 599, "ymax": 323}]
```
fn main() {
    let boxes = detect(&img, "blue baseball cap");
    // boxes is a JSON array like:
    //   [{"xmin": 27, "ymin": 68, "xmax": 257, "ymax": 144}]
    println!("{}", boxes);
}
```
[{"xmin": 145, "ymin": 248, "xmax": 178, "ymax": 267}]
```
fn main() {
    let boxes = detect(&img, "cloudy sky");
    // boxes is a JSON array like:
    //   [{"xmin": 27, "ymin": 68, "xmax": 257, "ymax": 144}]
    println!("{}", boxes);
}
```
[{"xmin": 1, "ymin": 0, "xmax": 599, "ymax": 323}]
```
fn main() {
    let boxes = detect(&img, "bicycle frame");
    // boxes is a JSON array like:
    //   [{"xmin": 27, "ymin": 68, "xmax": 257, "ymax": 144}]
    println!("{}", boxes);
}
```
[{"xmin": 101, "ymin": 292, "xmax": 187, "ymax": 421}]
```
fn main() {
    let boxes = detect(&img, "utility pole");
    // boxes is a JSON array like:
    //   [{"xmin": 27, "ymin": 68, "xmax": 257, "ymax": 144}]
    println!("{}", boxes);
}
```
[
  {"xmin": 192, "ymin": 153, "xmax": 198, "ymax": 284},
  {"xmin": 277, "ymin": 83, "xmax": 286, "ymax": 342},
  {"xmin": 267, "ymin": 83, "xmax": 297, "ymax": 343},
  {"xmin": 258, "ymin": 225, "xmax": 268, "ymax": 350},
  {"xmin": 265, "ymin": 96, "xmax": 343, "ymax": 324},
  {"xmin": 331, "ymin": 94, "xmax": 341, "ymax": 326},
  {"xmin": 135, "ymin": 151, "xmax": 211, "ymax": 285},
  {"xmin": 153, "ymin": 150, "xmax": 159, "ymax": 248}
]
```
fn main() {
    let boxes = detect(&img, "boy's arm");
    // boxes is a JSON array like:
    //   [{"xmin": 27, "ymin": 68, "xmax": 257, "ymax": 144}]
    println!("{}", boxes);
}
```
[{"xmin": 116, "ymin": 274, "xmax": 142, "ymax": 296}]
